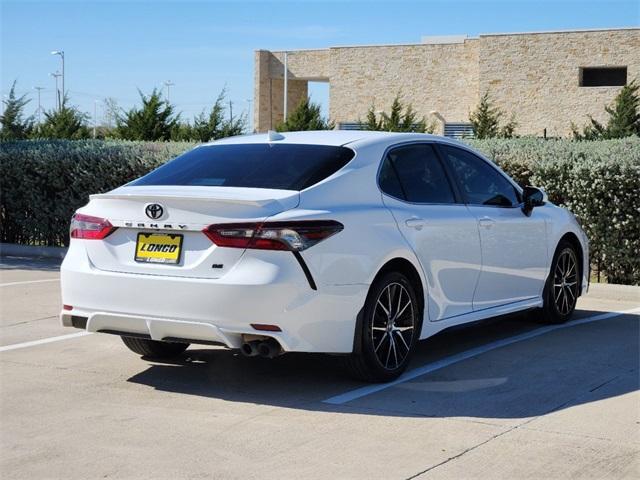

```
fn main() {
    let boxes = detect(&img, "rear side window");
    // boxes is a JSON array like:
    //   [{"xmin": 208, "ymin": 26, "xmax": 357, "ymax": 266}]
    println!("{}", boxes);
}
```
[
  {"xmin": 440, "ymin": 145, "xmax": 521, "ymax": 207},
  {"xmin": 131, "ymin": 144, "xmax": 355, "ymax": 191},
  {"xmin": 379, "ymin": 144, "xmax": 456, "ymax": 204}
]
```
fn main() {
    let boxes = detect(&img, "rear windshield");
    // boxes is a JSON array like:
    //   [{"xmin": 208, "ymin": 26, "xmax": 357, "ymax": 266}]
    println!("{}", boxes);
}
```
[{"xmin": 130, "ymin": 143, "xmax": 355, "ymax": 191}]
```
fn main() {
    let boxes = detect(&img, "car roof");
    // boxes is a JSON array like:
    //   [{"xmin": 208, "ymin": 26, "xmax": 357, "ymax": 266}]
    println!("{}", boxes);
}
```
[
  {"xmin": 197, "ymin": 130, "xmax": 522, "ymax": 192},
  {"xmin": 203, "ymin": 130, "xmax": 462, "ymax": 149}
]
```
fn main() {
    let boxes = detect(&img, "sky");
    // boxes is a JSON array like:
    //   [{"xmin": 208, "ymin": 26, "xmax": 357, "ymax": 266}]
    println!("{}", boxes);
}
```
[{"xmin": 1, "ymin": 0, "xmax": 638, "ymax": 129}]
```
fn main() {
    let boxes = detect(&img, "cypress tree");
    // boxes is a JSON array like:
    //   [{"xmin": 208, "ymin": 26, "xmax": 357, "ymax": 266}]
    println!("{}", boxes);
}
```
[
  {"xmin": 365, "ymin": 94, "xmax": 429, "ymax": 132},
  {"xmin": 39, "ymin": 96, "xmax": 90, "ymax": 139},
  {"xmin": 116, "ymin": 89, "xmax": 178, "ymax": 141},
  {"xmin": 276, "ymin": 98, "xmax": 333, "ymax": 131},
  {"xmin": 572, "ymin": 80, "xmax": 640, "ymax": 140},
  {"xmin": 0, "ymin": 81, "xmax": 33, "ymax": 140}
]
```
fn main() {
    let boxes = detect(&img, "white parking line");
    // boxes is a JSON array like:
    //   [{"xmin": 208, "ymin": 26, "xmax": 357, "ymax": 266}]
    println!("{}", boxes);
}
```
[
  {"xmin": 323, "ymin": 306, "xmax": 640, "ymax": 405},
  {"xmin": 0, "ymin": 332, "xmax": 93, "ymax": 353},
  {"xmin": 0, "ymin": 278, "xmax": 59, "ymax": 287}
]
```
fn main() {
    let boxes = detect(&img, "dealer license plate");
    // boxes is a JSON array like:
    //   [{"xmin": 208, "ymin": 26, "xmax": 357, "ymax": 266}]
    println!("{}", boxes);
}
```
[{"xmin": 135, "ymin": 233, "xmax": 183, "ymax": 264}]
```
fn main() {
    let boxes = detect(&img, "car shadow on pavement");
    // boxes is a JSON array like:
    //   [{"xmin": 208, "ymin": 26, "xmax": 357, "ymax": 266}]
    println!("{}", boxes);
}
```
[
  {"xmin": 127, "ymin": 309, "xmax": 639, "ymax": 420},
  {"xmin": 0, "ymin": 256, "xmax": 62, "ymax": 271}
]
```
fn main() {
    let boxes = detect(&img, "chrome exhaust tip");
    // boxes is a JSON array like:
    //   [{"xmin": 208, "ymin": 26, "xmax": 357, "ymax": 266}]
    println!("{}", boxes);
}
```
[
  {"xmin": 256, "ymin": 338, "xmax": 282, "ymax": 358},
  {"xmin": 240, "ymin": 341, "xmax": 260, "ymax": 357}
]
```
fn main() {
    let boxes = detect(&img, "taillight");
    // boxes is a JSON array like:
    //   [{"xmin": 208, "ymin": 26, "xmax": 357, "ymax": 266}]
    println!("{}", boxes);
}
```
[
  {"xmin": 70, "ymin": 213, "xmax": 116, "ymax": 240},
  {"xmin": 203, "ymin": 221, "xmax": 343, "ymax": 251}
]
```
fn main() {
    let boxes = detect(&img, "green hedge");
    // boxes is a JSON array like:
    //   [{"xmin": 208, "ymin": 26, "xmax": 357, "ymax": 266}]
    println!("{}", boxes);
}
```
[
  {"xmin": 1, "ymin": 138, "xmax": 639, "ymax": 284},
  {"xmin": 0, "ymin": 140, "xmax": 194, "ymax": 247}
]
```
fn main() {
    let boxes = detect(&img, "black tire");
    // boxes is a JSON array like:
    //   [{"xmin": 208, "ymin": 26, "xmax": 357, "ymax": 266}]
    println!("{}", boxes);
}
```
[
  {"xmin": 345, "ymin": 271, "xmax": 421, "ymax": 382},
  {"xmin": 540, "ymin": 241, "xmax": 580, "ymax": 324},
  {"xmin": 121, "ymin": 336, "xmax": 189, "ymax": 358}
]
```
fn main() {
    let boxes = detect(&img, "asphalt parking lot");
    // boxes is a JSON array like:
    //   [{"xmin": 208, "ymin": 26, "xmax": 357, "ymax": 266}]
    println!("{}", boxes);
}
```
[{"xmin": 1, "ymin": 255, "xmax": 639, "ymax": 480}]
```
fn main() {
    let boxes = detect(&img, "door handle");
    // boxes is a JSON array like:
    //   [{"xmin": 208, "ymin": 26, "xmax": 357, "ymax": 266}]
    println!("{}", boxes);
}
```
[
  {"xmin": 479, "ymin": 217, "xmax": 495, "ymax": 228},
  {"xmin": 405, "ymin": 218, "xmax": 427, "ymax": 230}
]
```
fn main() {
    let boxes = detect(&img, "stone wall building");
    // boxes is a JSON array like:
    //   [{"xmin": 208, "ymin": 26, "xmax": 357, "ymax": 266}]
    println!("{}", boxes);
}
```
[{"xmin": 254, "ymin": 28, "xmax": 639, "ymax": 137}]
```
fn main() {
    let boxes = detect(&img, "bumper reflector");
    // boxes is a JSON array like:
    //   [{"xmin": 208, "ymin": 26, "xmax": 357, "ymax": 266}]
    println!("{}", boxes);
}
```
[{"xmin": 250, "ymin": 324, "xmax": 282, "ymax": 332}]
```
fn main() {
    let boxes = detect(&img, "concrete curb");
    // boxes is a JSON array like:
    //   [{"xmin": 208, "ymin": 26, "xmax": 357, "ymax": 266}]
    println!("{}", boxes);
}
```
[{"xmin": 0, "ymin": 243, "xmax": 67, "ymax": 259}]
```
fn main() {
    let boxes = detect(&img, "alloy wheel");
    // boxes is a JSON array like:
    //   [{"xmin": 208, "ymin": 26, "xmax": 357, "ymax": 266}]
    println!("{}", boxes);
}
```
[
  {"xmin": 553, "ymin": 249, "xmax": 578, "ymax": 315},
  {"xmin": 371, "ymin": 282, "xmax": 416, "ymax": 370}
]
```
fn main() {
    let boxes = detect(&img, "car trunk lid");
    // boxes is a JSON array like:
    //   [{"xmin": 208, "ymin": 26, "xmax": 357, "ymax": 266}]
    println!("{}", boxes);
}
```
[{"xmin": 81, "ymin": 186, "xmax": 299, "ymax": 279}]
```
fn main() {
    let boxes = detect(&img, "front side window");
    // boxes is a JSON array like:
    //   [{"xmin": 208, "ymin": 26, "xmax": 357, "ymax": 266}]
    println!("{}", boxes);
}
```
[
  {"xmin": 440, "ymin": 145, "xmax": 521, "ymax": 207},
  {"xmin": 131, "ymin": 144, "xmax": 355, "ymax": 191},
  {"xmin": 379, "ymin": 144, "xmax": 456, "ymax": 204}
]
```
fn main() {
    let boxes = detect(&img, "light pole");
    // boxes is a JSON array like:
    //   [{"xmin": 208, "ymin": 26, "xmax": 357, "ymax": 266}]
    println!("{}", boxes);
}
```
[
  {"xmin": 283, "ymin": 51, "xmax": 288, "ymax": 121},
  {"xmin": 33, "ymin": 86, "xmax": 44, "ymax": 124},
  {"xmin": 93, "ymin": 100, "xmax": 98, "ymax": 139},
  {"xmin": 164, "ymin": 80, "xmax": 174, "ymax": 102},
  {"xmin": 51, "ymin": 50, "xmax": 65, "ymax": 102},
  {"xmin": 246, "ymin": 98, "xmax": 253, "ymax": 132},
  {"xmin": 50, "ymin": 72, "xmax": 62, "ymax": 110}
]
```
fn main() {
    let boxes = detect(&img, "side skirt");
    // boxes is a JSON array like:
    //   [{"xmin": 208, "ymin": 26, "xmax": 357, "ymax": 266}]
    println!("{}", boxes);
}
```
[{"xmin": 419, "ymin": 297, "xmax": 543, "ymax": 340}]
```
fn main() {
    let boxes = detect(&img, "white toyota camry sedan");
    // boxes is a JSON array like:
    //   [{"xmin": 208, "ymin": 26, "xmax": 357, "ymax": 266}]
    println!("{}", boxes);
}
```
[{"xmin": 60, "ymin": 131, "xmax": 589, "ymax": 382}]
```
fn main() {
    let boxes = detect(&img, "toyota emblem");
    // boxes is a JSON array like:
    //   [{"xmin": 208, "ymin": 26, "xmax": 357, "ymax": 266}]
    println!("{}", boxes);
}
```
[{"xmin": 145, "ymin": 203, "xmax": 164, "ymax": 220}]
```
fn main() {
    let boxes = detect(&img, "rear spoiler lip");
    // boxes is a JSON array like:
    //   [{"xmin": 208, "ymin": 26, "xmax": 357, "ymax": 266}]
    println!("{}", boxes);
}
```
[
  {"xmin": 89, "ymin": 190, "xmax": 300, "ymax": 207},
  {"xmin": 91, "ymin": 193, "xmax": 270, "ymax": 207}
]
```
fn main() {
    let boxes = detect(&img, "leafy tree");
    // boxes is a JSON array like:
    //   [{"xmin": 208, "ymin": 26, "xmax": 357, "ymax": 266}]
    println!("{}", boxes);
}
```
[
  {"xmin": 170, "ymin": 122, "xmax": 195, "ymax": 142},
  {"xmin": 364, "ymin": 106, "xmax": 382, "ymax": 131},
  {"xmin": 364, "ymin": 94, "xmax": 432, "ymax": 133},
  {"xmin": 38, "ymin": 96, "xmax": 90, "ymax": 139},
  {"xmin": 187, "ymin": 90, "xmax": 226, "ymax": 141},
  {"xmin": 0, "ymin": 81, "xmax": 34, "ymax": 140},
  {"xmin": 276, "ymin": 98, "xmax": 333, "ymax": 132},
  {"xmin": 102, "ymin": 97, "xmax": 120, "ymax": 128},
  {"xmin": 501, "ymin": 114, "xmax": 518, "ymax": 139},
  {"xmin": 188, "ymin": 90, "xmax": 246, "ymax": 141},
  {"xmin": 469, "ymin": 92, "xmax": 500, "ymax": 139},
  {"xmin": 572, "ymin": 80, "xmax": 640, "ymax": 140},
  {"xmin": 606, "ymin": 80, "xmax": 640, "ymax": 137},
  {"xmin": 171, "ymin": 89, "xmax": 247, "ymax": 142},
  {"xmin": 92, "ymin": 125, "xmax": 117, "ymax": 140},
  {"xmin": 469, "ymin": 91, "xmax": 517, "ymax": 139},
  {"xmin": 218, "ymin": 106, "xmax": 247, "ymax": 139},
  {"xmin": 116, "ymin": 89, "xmax": 178, "ymax": 141}
]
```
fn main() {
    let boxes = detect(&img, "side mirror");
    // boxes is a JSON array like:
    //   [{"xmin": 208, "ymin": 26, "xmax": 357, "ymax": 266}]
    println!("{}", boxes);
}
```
[{"xmin": 522, "ymin": 186, "xmax": 546, "ymax": 216}]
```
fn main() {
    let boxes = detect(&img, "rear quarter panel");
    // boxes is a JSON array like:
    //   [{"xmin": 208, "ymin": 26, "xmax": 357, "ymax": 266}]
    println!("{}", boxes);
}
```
[{"xmin": 267, "ymin": 142, "xmax": 429, "ymax": 328}]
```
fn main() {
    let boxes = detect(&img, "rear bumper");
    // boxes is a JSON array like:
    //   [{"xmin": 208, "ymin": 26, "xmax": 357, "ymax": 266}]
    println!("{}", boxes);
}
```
[{"xmin": 60, "ymin": 244, "xmax": 368, "ymax": 353}]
